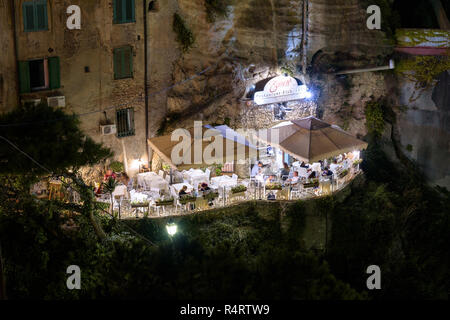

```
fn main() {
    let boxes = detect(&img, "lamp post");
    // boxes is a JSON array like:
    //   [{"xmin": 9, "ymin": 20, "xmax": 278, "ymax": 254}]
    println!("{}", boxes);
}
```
[{"xmin": 166, "ymin": 220, "xmax": 177, "ymax": 237}]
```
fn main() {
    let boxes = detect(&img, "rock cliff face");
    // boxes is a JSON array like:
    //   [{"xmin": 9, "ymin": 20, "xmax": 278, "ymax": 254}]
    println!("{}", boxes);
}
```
[
  {"xmin": 148, "ymin": 0, "xmax": 448, "ymax": 188},
  {"xmin": 148, "ymin": 0, "xmax": 391, "ymax": 136}
]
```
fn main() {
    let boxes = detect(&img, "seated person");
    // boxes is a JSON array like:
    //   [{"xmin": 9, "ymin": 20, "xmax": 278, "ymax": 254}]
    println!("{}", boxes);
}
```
[
  {"xmin": 287, "ymin": 171, "xmax": 299, "ymax": 184},
  {"xmin": 121, "ymin": 172, "xmax": 134, "ymax": 191},
  {"xmin": 322, "ymin": 167, "xmax": 333, "ymax": 177},
  {"xmin": 330, "ymin": 159, "xmax": 339, "ymax": 172},
  {"xmin": 280, "ymin": 162, "xmax": 290, "ymax": 180},
  {"xmin": 178, "ymin": 185, "xmax": 188, "ymax": 196},
  {"xmin": 199, "ymin": 182, "xmax": 211, "ymax": 192},
  {"xmin": 104, "ymin": 168, "xmax": 117, "ymax": 181},
  {"xmin": 251, "ymin": 161, "xmax": 263, "ymax": 177},
  {"xmin": 266, "ymin": 192, "xmax": 276, "ymax": 201},
  {"xmin": 300, "ymin": 161, "xmax": 309, "ymax": 168},
  {"xmin": 265, "ymin": 174, "xmax": 277, "ymax": 185}
]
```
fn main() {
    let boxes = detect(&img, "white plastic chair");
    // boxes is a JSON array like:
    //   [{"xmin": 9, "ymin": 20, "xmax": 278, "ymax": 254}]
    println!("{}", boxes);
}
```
[{"xmin": 158, "ymin": 170, "xmax": 165, "ymax": 178}]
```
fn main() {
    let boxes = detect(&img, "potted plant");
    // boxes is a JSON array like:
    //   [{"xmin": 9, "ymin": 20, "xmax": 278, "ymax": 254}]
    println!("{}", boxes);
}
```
[
  {"xmin": 179, "ymin": 194, "xmax": 197, "ymax": 204},
  {"xmin": 338, "ymin": 169, "xmax": 349, "ymax": 179},
  {"xmin": 109, "ymin": 161, "xmax": 124, "ymax": 174},
  {"xmin": 231, "ymin": 185, "xmax": 247, "ymax": 194},
  {"xmin": 352, "ymin": 159, "xmax": 362, "ymax": 167},
  {"xmin": 102, "ymin": 177, "xmax": 118, "ymax": 214},
  {"xmin": 303, "ymin": 178, "xmax": 319, "ymax": 189},
  {"xmin": 156, "ymin": 197, "xmax": 174, "ymax": 206},
  {"xmin": 131, "ymin": 201, "xmax": 150, "ymax": 208},
  {"xmin": 265, "ymin": 183, "xmax": 282, "ymax": 190}
]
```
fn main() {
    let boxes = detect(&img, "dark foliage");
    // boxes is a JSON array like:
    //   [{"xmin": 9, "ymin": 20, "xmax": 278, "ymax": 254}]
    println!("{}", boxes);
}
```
[{"xmin": 0, "ymin": 103, "xmax": 112, "ymax": 176}]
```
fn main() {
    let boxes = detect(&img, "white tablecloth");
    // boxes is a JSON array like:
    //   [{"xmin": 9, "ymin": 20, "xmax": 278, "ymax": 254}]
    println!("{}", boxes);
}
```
[
  {"xmin": 183, "ymin": 169, "xmax": 209, "ymax": 187},
  {"xmin": 129, "ymin": 190, "xmax": 149, "ymax": 203},
  {"xmin": 210, "ymin": 175, "xmax": 238, "ymax": 188},
  {"xmin": 171, "ymin": 183, "xmax": 194, "ymax": 195},
  {"xmin": 112, "ymin": 184, "xmax": 128, "ymax": 197}
]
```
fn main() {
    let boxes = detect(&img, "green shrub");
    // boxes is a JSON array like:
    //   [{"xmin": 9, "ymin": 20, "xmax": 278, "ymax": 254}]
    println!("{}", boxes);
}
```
[
  {"xmin": 231, "ymin": 185, "xmax": 247, "ymax": 194},
  {"xmin": 109, "ymin": 161, "xmax": 124, "ymax": 173},
  {"xmin": 365, "ymin": 100, "xmax": 385, "ymax": 137},
  {"xmin": 173, "ymin": 13, "xmax": 195, "ymax": 53},
  {"xmin": 205, "ymin": 0, "xmax": 231, "ymax": 22}
]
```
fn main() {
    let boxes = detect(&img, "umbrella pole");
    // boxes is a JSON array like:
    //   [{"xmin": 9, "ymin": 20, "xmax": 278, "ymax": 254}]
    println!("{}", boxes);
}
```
[{"xmin": 170, "ymin": 167, "xmax": 173, "ymax": 185}]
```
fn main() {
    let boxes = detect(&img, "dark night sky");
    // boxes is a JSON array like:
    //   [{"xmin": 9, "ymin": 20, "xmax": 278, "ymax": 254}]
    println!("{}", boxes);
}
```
[{"xmin": 393, "ymin": 0, "xmax": 450, "ymax": 28}]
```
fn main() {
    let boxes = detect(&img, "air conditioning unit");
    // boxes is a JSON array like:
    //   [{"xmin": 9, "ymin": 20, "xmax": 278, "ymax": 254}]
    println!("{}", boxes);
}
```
[
  {"xmin": 22, "ymin": 99, "xmax": 41, "ymax": 106},
  {"xmin": 100, "ymin": 124, "xmax": 117, "ymax": 135},
  {"xmin": 47, "ymin": 96, "xmax": 65, "ymax": 108}
]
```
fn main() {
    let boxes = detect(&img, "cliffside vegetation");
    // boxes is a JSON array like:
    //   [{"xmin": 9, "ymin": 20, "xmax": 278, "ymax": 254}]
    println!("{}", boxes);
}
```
[
  {"xmin": 395, "ymin": 55, "xmax": 450, "ymax": 102},
  {"xmin": 205, "ymin": 0, "xmax": 231, "ymax": 22},
  {"xmin": 173, "ymin": 13, "xmax": 195, "ymax": 53},
  {"xmin": 1, "ymin": 103, "xmax": 449, "ymax": 300}
]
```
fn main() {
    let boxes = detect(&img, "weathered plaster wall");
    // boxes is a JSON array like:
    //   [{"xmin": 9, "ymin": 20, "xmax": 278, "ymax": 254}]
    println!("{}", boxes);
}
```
[
  {"xmin": 11, "ymin": 0, "xmax": 146, "ymax": 177},
  {"xmin": 395, "ymin": 71, "xmax": 450, "ymax": 188},
  {"xmin": 0, "ymin": 0, "xmax": 18, "ymax": 112}
]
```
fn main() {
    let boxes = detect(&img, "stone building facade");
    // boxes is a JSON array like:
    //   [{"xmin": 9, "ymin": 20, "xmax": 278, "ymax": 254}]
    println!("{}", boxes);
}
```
[{"xmin": 0, "ymin": 0, "xmax": 147, "ymax": 177}]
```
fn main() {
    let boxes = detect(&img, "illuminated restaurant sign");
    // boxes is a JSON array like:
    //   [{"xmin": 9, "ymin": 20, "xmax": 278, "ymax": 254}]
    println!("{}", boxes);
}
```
[{"xmin": 253, "ymin": 75, "xmax": 310, "ymax": 105}]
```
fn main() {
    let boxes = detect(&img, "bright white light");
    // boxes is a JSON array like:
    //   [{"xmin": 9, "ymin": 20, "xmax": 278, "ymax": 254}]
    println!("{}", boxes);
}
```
[
  {"xmin": 166, "ymin": 223, "xmax": 177, "ymax": 236},
  {"xmin": 353, "ymin": 150, "xmax": 360, "ymax": 159},
  {"xmin": 305, "ymin": 91, "xmax": 312, "ymax": 99}
]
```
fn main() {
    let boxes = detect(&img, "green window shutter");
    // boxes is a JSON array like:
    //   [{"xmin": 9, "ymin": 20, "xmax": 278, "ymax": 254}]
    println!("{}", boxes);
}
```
[
  {"xmin": 23, "ymin": 2, "xmax": 35, "ymax": 32},
  {"xmin": 113, "ymin": 0, "xmax": 123, "ymax": 24},
  {"xmin": 123, "ymin": 46, "xmax": 132, "ymax": 78},
  {"xmin": 35, "ymin": 1, "xmax": 48, "ymax": 31},
  {"xmin": 114, "ymin": 48, "xmax": 122, "ymax": 79},
  {"xmin": 48, "ymin": 57, "xmax": 60, "ymax": 89},
  {"xmin": 18, "ymin": 61, "xmax": 31, "ymax": 93},
  {"xmin": 125, "ymin": 0, "xmax": 135, "ymax": 22},
  {"xmin": 114, "ymin": 47, "xmax": 132, "ymax": 79}
]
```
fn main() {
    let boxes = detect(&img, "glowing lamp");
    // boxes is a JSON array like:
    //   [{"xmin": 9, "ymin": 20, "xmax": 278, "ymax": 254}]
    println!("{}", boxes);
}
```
[{"xmin": 166, "ymin": 222, "xmax": 177, "ymax": 236}]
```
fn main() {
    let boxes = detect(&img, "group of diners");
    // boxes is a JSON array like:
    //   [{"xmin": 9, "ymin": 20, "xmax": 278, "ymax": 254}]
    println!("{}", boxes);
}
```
[{"xmin": 250, "ymin": 151, "xmax": 358, "ymax": 189}]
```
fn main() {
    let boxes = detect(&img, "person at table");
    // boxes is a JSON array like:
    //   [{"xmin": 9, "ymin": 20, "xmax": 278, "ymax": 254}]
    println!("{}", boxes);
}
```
[
  {"xmin": 265, "ymin": 174, "xmax": 277, "ymax": 185},
  {"xmin": 307, "ymin": 169, "xmax": 317, "ymax": 180},
  {"xmin": 330, "ymin": 159, "xmax": 340, "ymax": 173},
  {"xmin": 199, "ymin": 183, "xmax": 211, "ymax": 192},
  {"xmin": 251, "ymin": 161, "xmax": 263, "ymax": 177},
  {"xmin": 287, "ymin": 171, "xmax": 299, "ymax": 184},
  {"xmin": 179, "ymin": 185, "xmax": 188, "ymax": 196},
  {"xmin": 121, "ymin": 172, "xmax": 134, "ymax": 191},
  {"xmin": 322, "ymin": 167, "xmax": 333, "ymax": 177},
  {"xmin": 300, "ymin": 161, "xmax": 309, "ymax": 168},
  {"xmin": 280, "ymin": 162, "xmax": 290, "ymax": 181}
]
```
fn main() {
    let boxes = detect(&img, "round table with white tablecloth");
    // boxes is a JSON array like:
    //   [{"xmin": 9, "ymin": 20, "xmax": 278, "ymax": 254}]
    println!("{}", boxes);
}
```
[
  {"xmin": 136, "ymin": 172, "xmax": 169, "ymax": 192},
  {"xmin": 183, "ymin": 169, "xmax": 209, "ymax": 189},
  {"xmin": 210, "ymin": 175, "xmax": 238, "ymax": 188}
]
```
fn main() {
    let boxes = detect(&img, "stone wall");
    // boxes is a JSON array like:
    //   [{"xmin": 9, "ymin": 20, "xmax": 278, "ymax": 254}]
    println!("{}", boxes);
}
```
[
  {"xmin": 0, "ymin": 0, "xmax": 18, "ymax": 112},
  {"xmin": 5, "ymin": 0, "xmax": 147, "ymax": 179}
]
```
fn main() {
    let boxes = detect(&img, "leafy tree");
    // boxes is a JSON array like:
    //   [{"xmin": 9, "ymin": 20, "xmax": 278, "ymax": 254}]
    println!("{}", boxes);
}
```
[{"xmin": 0, "ymin": 103, "xmax": 112, "ymax": 176}]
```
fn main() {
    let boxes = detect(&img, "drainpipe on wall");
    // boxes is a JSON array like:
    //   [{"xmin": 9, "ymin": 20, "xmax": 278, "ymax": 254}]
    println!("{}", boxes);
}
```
[
  {"xmin": 12, "ymin": 0, "xmax": 20, "ymax": 105},
  {"xmin": 333, "ymin": 59, "xmax": 395, "ymax": 75},
  {"xmin": 143, "ymin": 0, "xmax": 151, "ymax": 169}
]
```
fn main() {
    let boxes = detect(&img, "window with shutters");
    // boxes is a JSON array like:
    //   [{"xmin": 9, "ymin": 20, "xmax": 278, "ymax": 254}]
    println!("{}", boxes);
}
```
[
  {"xmin": 18, "ymin": 57, "xmax": 60, "ymax": 93},
  {"xmin": 116, "ymin": 108, "xmax": 135, "ymax": 137},
  {"xmin": 23, "ymin": 0, "xmax": 48, "ymax": 32},
  {"xmin": 113, "ymin": 46, "xmax": 133, "ymax": 79},
  {"xmin": 113, "ymin": 0, "xmax": 135, "ymax": 24}
]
